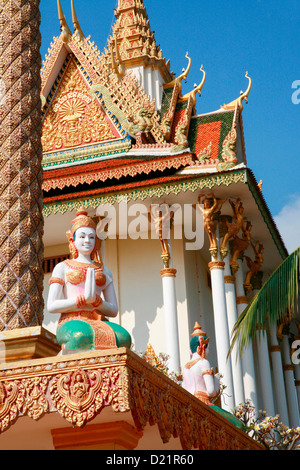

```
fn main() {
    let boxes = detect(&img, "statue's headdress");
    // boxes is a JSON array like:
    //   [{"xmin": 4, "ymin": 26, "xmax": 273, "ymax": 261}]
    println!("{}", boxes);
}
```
[
  {"xmin": 66, "ymin": 207, "xmax": 101, "ymax": 262},
  {"xmin": 190, "ymin": 322, "xmax": 209, "ymax": 358},
  {"xmin": 69, "ymin": 207, "xmax": 96, "ymax": 236}
]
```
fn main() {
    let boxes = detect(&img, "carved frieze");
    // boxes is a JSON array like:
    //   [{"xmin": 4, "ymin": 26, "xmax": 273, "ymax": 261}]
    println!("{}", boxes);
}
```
[{"xmin": 0, "ymin": 349, "xmax": 262, "ymax": 450}]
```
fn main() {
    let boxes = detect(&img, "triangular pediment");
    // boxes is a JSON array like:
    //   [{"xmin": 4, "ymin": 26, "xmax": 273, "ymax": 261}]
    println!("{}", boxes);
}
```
[{"xmin": 42, "ymin": 54, "xmax": 131, "ymax": 169}]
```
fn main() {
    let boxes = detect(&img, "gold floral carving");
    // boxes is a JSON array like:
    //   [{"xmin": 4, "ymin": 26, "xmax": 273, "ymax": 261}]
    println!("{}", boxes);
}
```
[
  {"xmin": 0, "ymin": 350, "xmax": 261, "ymax": 449},
  {"xmin": 129, "ymin": 366, "xmax": 259, "ymax": 450},
  {"xmin": 50, "ymin": 368, "xmax": 106, "ymax": 427},
  {"xmin": 41, "ymin": 33, "xmax": 165, "ymax": 148},
  {"xmin": 50, "ymin": 366, "xmax": 124, "ymax": 427},
  {"xmin": 23, "ymin": 377, "xmax": 50, "ymax": 420},
  {"xmin": 42, "ymin": 58, "xmax": 118, "ymax": 153},
  {"xmin": 0, "ymin": 381, "xmax": 25, "ymax": 432}
]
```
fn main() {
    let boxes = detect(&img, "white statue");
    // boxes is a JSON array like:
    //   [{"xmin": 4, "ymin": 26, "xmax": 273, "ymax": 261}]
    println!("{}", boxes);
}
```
[
  {"xmin": 47, "ymin": 207, "xmax": 131, "ymax": 353},
  {"xmin": 182, "ymin": 323, "xmax": 220, "ymax": 406}
]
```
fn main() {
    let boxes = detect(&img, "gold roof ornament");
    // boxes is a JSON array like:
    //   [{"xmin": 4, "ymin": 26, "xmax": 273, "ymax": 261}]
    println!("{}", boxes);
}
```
[
  {"xmin": 71, "ymin": 0, "xmax": 85, "ymax": 40},
  {"xmin": 57, "ymin": 0, "xmax": 72, "ymax": 43},
  {"xmin": 179, "ymin": 64, "xmax": 206, "ymax": 105},
  {"xmin": 110, "ymin": 37, "xmax": 125, "ymax": 81},
  {"xmin": 164, "ymin": 52, "xmax": 192, "ymax": 93},
  {"xmin": 221, "ymin": 71, "xmax": 252, "ymax": 111}
]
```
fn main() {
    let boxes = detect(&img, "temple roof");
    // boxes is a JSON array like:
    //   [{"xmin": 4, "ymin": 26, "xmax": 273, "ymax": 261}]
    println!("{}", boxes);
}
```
[
  {"xmin": 40, "ymin": 0, "xmax": 248, "ymax": 195},
  {"xmin": 39, "ymin": 1, "xmax": 289, "ymax": 269}
]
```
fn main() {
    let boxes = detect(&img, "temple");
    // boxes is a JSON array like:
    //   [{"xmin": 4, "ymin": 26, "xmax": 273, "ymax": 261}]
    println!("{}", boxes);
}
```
[{"xmin": 0, "ymin": 0, "xmax": 298, "ymax": 450}]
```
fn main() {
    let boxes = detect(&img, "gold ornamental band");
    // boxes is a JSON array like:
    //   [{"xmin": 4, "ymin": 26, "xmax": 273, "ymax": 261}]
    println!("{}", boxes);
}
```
[
  {"xmin": 224, "ymin": 275, "xmax": 235, "ymax": 284},
  {"xmin": 236, "ymin": 296, "xmax": 249, "ymax": 305},
  {"xmin": 208, "ymin": 261, "xmax": 225, "ymax": 271},
  {"xmin": 283, "ymin": 364, "xmax": 294, "ymax": 372},
  {"xmin": 269, "ymin": 345, "xmax": 281, "ymax": 353},
  {"xmin": 160, "ymin": 268, "xmax": 177, "ymax": 278}
]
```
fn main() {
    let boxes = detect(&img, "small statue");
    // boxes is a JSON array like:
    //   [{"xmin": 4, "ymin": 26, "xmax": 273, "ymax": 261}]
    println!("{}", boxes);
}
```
[
  {"xmin": 244, "ymin": 241, "xmax": 264, "ymax": 294},
  {"xmin": 182, "ymin": 322, "xmax": 244, "ymax": 430},
  {"xmin": 182, "ymin": 323, "xmax": 220, "ymax": 406},
  {"xmin": 150, "ymin": 203, "xmax": 176, "ymax": 267},
  {"xmin": 197, "ymin": 193, "xmax": 226, "ymax": 258},
  {"xmin": 230, "ymin": 219, "xmax": 252, "ymax": 273},
  {"xmin": 220, "ymin": 198, "xmax": 245, "ymax": 259},
  {"xmin": 47, "ymin": 208, "xmax": 131, "ymax": 353}
]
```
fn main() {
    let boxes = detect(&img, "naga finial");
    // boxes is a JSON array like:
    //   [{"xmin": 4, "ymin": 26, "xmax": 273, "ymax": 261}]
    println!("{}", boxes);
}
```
[
  {"xmin": 165, "ymin": 52, "xmax": 192, "ymax": 92},
  {"xmin": 71, "ymin": 0, "xmax": 85, "ymax": 40},
  {"xmin": 221, "ymin": 71, "xmax": 252, "ymax": 111},
  {"xmin": 180, "ymin": 64, "xmax": 206, "ymax": 104},
  {"xmin": 57, "ymin": 0, "xmax": 72, "ymax": 43}
]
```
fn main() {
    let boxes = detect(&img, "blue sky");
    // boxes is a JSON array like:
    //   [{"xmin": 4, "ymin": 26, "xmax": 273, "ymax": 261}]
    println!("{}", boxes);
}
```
[{"xmin": 40, "ymin": 0, "xmax": 300, "ymax": 252}]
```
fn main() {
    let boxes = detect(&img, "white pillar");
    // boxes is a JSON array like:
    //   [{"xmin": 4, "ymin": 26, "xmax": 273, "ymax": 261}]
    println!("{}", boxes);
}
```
[
  {"xmin": 250, "ymin": 280, "xmax": 276, "ymax": 417},
  {"xmin": 208, "ymin": 259, "xmax": 235, "ymax": 412},
  {"xmin": 282, "ymin": 333, "xmax": 300, "ymax": 428},
  {"xmin": 269, "ymin": 326, "xmax": 290, "ymax": 425},
  {"xmin": 224, "ymin": 256, "xmax": 245, "ymax": 407},
  {"xmin": 255, "ymin": 326, "xmax": 276, "ymax": 416},
  {"xmin": 235, "ymin": 259, "xmax": 259, "ymax": 412},
  {"xmin": 160, "ymin": 267, "xmax": 180, "ymax": 374},
  {"xmin": 294, "ymin": 365, "xmax": 300, "ymax": 412}
]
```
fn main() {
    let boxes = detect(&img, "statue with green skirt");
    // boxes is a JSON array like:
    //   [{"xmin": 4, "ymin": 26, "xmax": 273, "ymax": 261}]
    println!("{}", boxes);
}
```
[{"xmin": 47, "ymin": 207, "xmax": 131, "ymax": 353}]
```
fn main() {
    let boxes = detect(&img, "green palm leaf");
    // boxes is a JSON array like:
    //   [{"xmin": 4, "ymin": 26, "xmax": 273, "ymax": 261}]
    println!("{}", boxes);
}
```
[{"xmin": 228, "ymin": 246, "xmax": 300, "ymax": 358}]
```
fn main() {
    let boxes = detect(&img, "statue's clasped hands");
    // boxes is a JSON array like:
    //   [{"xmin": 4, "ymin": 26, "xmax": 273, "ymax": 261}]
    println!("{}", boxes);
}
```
[
  {"xmin": 77, "ymin": 268, "xmax": 103, "ymax": 309},
  {"xmin": 84, "ymin": 268, "xmax": 96, "ymax": 304}
]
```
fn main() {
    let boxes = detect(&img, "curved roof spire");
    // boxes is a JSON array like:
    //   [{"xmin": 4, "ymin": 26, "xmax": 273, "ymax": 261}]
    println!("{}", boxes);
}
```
[
  {"xmin": 71, "ymin": 0, "xmax": 85, "ymax": 40},
  {"xmin": 221, "ymin": 71, "xmax": 252, "ymax": 111},
  {"xmin": 165, "ymin": 52, "xmax": 192, "ymax": 92},
  {"xmin": 57, "ymin": 0, "xmax": 71, "ymax": 43},
  {"xmin": 180, "ymin": 64, "xmax": 206, "ymax": 104}
]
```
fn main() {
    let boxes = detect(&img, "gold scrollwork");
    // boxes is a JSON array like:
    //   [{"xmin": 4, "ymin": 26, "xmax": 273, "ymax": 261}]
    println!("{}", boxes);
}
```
[{"xmin": 50, "ymin": 368, "xmax": 116, "ymax": 427}]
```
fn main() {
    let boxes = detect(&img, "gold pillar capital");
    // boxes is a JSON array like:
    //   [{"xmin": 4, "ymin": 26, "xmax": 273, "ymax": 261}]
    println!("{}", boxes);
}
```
[
  {"xmin": 160, "ymin": 267, "xmax": 177, "ymax": 278},
  {"xmin": 224, "ymin": 275, "xmax": 235, "ymax": 284},
  {"xmin": 208, "ymin": 260, "xmax": 225, "ymax": 271},
  {"xmin": 236, "ymin": 296, "xmax": 249, "ymax": 305}
]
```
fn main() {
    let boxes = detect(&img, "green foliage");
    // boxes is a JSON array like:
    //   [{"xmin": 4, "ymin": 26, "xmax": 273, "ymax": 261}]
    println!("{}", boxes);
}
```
[{"xmin": 229, "ymin": 246, "xmax": 300, "ymax": 357}]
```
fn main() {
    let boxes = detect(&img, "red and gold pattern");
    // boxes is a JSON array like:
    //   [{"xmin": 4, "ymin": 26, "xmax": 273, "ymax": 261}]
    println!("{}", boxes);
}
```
[
  {"xmin": 42, "ymin": 154, "xmax": 194, "ymax": 192},
  {"xmin": 195, "ymin": 121, "xmax": 222, "ymax": 162}
]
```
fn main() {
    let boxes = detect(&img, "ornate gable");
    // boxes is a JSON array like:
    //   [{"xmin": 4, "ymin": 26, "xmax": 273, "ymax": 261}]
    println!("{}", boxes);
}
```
[{"xmin": 42, "ymin": 55, "xmax": 129, "ymax": 168}]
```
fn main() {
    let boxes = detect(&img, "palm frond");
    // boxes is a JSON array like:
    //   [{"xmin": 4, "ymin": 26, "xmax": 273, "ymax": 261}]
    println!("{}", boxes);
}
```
[{"xmin": 228, "ymin": 246, "xmax": 300, "ymax": 358}]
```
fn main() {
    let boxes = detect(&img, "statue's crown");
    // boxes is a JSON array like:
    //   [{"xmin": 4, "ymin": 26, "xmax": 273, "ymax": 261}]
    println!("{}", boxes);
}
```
[
  {"xmin": 191, "ymin": 322, "xmax": 209, "ymax": 346},
  {"xmin": 70, "ymin": 207, "xmax": 97, "ymax": 236}
]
